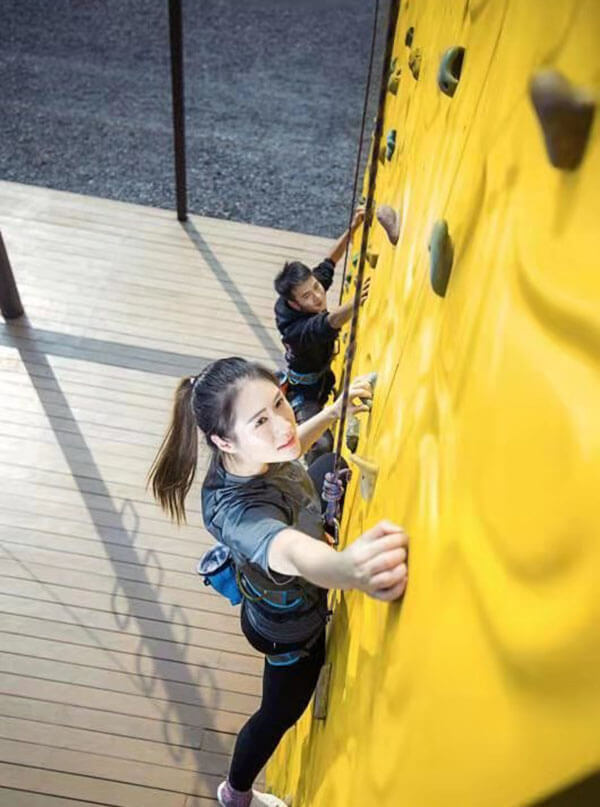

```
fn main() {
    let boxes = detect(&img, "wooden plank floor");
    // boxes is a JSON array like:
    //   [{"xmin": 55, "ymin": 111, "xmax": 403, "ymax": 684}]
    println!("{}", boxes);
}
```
[{"xmin": 0, "ymin": 181, "xmax": 334, "ymax": 806}]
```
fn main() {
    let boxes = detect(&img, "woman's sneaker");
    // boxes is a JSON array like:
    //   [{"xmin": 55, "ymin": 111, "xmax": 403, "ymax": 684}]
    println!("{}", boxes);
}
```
[{"xmin": 217, "ymin": 780, "xmax": 289, "ymax": 807}]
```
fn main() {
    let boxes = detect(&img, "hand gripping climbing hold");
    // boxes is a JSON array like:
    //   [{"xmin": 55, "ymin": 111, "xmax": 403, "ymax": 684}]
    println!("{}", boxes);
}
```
[
  {"xmin": 437, "ymin": 46, "xmax": 465, "ymax": 98},
  {"xmin": 376, "ymin": 205, "xmax": 401, "ymax": 245},
  {"xmin": 428, "ymin": 219, "xmax": 454, "ymax": 297},
  {"xmin": 529, "ymin": 69, "xmax": 596, "ymax": 171}
]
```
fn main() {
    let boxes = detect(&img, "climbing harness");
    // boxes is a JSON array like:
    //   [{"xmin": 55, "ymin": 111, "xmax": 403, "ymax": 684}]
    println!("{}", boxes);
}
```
[
  {"xmin": 322, "ymin": 0, "xmax": 401, "ymax": 542},
  {"xmin": 197, "ymin": 544, "xmax": 330, "ymax": 665}
]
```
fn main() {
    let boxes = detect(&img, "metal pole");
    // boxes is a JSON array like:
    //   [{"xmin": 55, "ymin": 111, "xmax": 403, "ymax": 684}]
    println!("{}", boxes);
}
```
[
  {"xmin": 0, "ymin": 232, "xmax": 24, "ymax": 320},
  {"xmin": 169, "ymin": 0, "xmax": 188, "ymax": 222}
]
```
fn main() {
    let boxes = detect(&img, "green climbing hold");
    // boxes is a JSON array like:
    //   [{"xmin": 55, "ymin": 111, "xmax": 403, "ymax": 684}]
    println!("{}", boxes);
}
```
[
  {"xmin": 351, "ymin": 253, "xmax": 359, "ymax": 268},
  {"xmin": 438, "ymin": 46, "xmax": 465, "ymax": 98},
  {"xmin": 386, "ymin": 129, "xmax": 397, "ymax": 161},
  {"xmin": 428, "ymin": 219, "xmax": 454, "ymax": 297},
  {"xmin": 346, "ymin": 415, "xmax": 360, "ymax": 453}
]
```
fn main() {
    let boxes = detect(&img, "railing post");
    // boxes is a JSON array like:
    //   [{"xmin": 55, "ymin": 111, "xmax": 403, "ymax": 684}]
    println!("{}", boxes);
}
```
[
  {"xmin": 0, "ymin": 232, "xmax": 24, "ymax": 320},
  {"xmin": 168, "ymin": 0, "xmax": 188, "ymax": 222}
]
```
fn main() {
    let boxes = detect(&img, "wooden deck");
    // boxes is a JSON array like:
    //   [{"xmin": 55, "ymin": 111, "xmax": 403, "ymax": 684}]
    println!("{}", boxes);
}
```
[{"xmin": 0, "ymin": 181, "xmax": 333, "ymax": 806}]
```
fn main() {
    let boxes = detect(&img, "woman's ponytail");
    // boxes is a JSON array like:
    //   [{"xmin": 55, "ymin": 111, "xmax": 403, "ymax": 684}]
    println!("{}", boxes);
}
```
[
  {"xmin": 149, "ymin": 358, "xmax": 279, "ymax": 524},
  {"xmin": 148, "ymin": 376, "xmax": 198, "ymax": 524}
]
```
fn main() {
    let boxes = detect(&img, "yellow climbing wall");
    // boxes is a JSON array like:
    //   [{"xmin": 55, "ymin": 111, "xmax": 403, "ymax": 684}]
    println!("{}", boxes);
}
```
[{"xmin": 268, "ymin": 1, "xmax": 600, "ymax": 805}]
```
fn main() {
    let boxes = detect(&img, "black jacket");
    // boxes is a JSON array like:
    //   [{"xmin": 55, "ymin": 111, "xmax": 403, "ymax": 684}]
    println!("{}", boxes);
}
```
[{"xmin": 274, "ymin": 259, "xmax": 339, "ymax": 375}]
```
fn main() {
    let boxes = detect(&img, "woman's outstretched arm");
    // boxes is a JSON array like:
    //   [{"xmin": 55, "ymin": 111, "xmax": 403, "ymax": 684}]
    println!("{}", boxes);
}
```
[
  {"xmin": 296, "ymin": 375, "xmax": 373, "ymax": 455},
  {"xmin": 268, "ymin": 520, "xmax": 409, "ymax": 602}
]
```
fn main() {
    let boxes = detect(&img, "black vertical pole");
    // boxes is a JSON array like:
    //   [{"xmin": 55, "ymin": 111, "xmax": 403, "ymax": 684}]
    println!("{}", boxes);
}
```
[
  {"xmin": 169, "ymin": 0, "xmax": 187, "ymax": 222},
  {"xmin": 0, "ymin": 232, "xmax": 24, "ymax": 320}
]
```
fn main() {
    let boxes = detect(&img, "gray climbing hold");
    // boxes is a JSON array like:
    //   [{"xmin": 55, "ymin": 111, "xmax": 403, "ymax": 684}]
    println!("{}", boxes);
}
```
[
  {"xmin": 438, "ymin": 46, "xmax": 465, "ymax": 98},
  {"xmin": 529, "ymin": 69, "xmax": 596, "ymax": 171},
  {"xmin": 376, "ymin": 204, "xmax": 401, "ymax": 245},
  {"xmin": 428, "ymin": 219, "xmax": 454, "ymax": 297}
]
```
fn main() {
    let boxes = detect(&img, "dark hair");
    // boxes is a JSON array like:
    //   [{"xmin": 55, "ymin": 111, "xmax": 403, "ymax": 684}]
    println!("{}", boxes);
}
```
[
  {"xmin": 148, "ymin": 357, "xmax": 278, "ymax": 524},
  {"xmin": 274, "ymin": 261, "xmax": 312, "ymax": 301}
]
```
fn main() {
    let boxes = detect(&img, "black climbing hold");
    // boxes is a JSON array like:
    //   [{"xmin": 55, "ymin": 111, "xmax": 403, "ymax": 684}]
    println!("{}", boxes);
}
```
[
  {"xmin": 405, "ymin": 26, "xmax": 414, "ymax": 47},
  {"xmin": 386, "ymin": 129, "xmax": 397, "ymax": 161},
  {"xmin": 408, "ymin": 48, "xmax": 422, "ymax": 80},
  {"xmin": 351, "ymin": 253, "xmax": 359, "ymax": 268},
  {"xmin": 428, "ymin": 220, "xmax": 454, "ymax": 297},
  {"xmin": 529, "ymin": 69, "xmax": 596, "ymax": 171},
  {"xmin": 438, "ymin": 46, "xmax": 465, "ymax": 98},
  {"xmin": 376, "ymin": 205, "xmax": 401, "ymax": 245}
]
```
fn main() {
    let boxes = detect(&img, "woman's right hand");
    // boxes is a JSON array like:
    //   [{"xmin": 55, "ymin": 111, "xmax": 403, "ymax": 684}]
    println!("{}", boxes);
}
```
[{"xmin": 341, "ymin": 520, "xmax": 408, "ymax": 601}]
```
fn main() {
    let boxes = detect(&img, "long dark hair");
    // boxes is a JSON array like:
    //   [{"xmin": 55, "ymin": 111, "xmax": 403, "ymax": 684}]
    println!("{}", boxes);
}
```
[{"xmin": 148, "ymin": 357, "xmax": 278, "ymax": 524}]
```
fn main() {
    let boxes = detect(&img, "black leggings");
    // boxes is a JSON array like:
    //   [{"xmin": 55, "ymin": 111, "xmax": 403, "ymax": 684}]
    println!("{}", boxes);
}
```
[{"xmin": 228, "ymin": 453, "xmax": 344, "ymax": 791}]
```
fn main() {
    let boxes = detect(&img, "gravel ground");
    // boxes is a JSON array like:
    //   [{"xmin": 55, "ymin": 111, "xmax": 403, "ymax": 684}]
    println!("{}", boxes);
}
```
[{"xmin": 1, "ymin": 0, "xmax": 380, "ymax": 236}]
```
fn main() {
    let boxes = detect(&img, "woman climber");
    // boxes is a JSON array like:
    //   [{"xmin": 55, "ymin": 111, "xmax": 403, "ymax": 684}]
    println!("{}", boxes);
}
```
[{"xmin": 149, "ymin": 357, "xmax": 409, "ymax": 807}]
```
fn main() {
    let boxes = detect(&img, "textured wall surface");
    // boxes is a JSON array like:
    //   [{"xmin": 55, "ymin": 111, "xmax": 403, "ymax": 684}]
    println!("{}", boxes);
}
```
[{"xmin": 268, "ymin": 1, "xmax": 599, "ymax": 805}]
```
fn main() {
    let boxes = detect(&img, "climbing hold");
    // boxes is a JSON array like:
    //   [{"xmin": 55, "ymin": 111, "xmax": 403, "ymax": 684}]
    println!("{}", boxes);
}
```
[
  {"xmin": 378, "ymin": 142, "xmax": 387, "ymax": 165},
  {"xmin": 361, "ymin": 372, "xmax": 377, "ymax": 409},
  {"xmin": 366, "ymin": 250, "xmax": 379, "ymax": 268},
  {"xmin": 313, "ymin": 663, "xmax": 332, "ymax": 720},
  {"xmin": 405, "ymin": 26, "xmax": 414, "ymax": 47},
  {"xmin": 388, "ymin": 56, "xmax": 402, "ymax": 95},
  {"xmin": 428, "ymin": 219, "xmax": 454, "ymax": 297},
  {"xmin": 351, "ymin": 252, "xmax": 359, "ymax": 268},
  {"xmin": 385, "ymin": 129, "xmax": 397, "ymax": 161},
  {"xmin": 388, "ymin": 69, "xmax": 401, "ymax": 95},
  {"xmin": 346, "ymin": 415, "xmax": 360, "ymax": 453},
  {"xmin": 408, "ymin": 48, "xmax": 421, "ymax": 80},
  {"xmin": 366, "ymin": 371, "xmax": 378, "ymax": 389},
  {"xmin": 347, "ymin": 452, "xmax": 379, "ymax": 501},
  {"xmin": 376, "ymin": 204, "xmax": 401, "ymax": 245},
  {"xmin": 529, "ymin": 69, "xmax": 596, "ymax": 171},
  {"xmin": 437, "ymin": 46, "xmax": 465, "ymax": 98}
]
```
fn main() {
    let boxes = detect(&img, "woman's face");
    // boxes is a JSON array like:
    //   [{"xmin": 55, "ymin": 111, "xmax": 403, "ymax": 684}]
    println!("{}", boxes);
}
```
[{"xmin": 229, "ymin": 378, "xmax": 301, "ymax": 464}]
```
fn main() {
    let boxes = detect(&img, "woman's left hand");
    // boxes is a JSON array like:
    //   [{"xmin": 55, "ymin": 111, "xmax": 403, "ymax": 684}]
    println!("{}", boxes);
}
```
[{"xmin": 332, "ymin": 375, "xmax": 374, "ymax": 419}]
